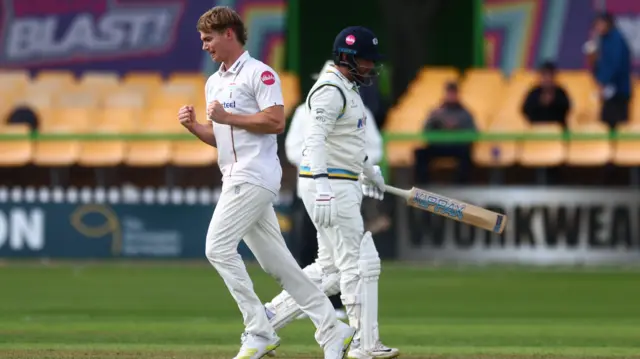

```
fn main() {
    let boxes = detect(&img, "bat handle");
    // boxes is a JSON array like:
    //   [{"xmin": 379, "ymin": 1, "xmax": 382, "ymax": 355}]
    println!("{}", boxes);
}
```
[{"xmin": 384, "ymin": 185, "xmax": 411, "ymax": 198}]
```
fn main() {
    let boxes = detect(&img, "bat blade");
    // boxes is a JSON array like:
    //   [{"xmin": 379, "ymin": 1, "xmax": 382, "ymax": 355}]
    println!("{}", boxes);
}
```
[{"xmin": 385, "ymin": 185, "xmax": 507, "ymax": 234}]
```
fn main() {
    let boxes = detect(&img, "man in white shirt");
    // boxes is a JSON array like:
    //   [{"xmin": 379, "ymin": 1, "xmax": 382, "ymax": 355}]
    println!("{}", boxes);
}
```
[
  {"xmin": 264, "ymin": 27, "xmax": 399, "ymax": 359},
  {"xmin": 284, "ymin": 60, "xmax": 383, "ymax": 320},
  {"xmin": 176, "ymin": 7, "xmax": 355, "ymax": 359}
]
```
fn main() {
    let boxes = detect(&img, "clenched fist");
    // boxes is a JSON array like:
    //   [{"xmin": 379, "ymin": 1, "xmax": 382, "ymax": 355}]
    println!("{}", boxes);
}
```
[
  {"xmin": 207, "ymin": 101, "xmax": 230, "ymax": 124},
  {"xmin": 177, "ymin": 105, "xmax": 197, "ymax": 130}
]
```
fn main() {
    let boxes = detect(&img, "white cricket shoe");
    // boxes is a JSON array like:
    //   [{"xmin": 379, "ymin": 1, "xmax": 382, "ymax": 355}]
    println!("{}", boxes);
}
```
[
  {"xmin": 324, "ymin": 321, "xmax": 356, "ymax": 359},
  {"xmin": 347, "ymin": 340, "xmax": 400, "ymax": 359},
  {"xmin": 234, "ymin": 332, "xmax": 280, "ymax": 359}
]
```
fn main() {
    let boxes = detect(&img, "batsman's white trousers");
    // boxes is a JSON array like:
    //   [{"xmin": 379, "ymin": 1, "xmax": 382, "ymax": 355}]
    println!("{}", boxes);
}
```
[
  {"xmin": 205, "ymin": 180, "xmax": 337, "ymax": 346},
  {"xmin": 297, "ymin": 178, "xmax": 364, "ymax": 304}
]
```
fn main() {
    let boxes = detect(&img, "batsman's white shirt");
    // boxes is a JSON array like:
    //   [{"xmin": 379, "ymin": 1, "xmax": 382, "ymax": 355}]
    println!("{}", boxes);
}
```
[
  {"xmin": 286, "ymin": 103, "xmax": 382, "ymax": 198},
  {"xmin": 205, "ymin": 51, "xmax": 283, "ymax": 194},
  {"xmin": 299, "ymin": 66, "xmax": 369, "ymax": 181}
]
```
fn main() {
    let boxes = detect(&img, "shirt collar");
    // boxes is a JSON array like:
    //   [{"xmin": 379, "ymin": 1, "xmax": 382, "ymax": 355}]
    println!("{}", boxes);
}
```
[
  {"xmin": 326, "ymin": 65, "xmax": 358, "ymax": 90},
  {"xmin": 219, "ymin": 51, "xmax": 250, "ymax": 75}
]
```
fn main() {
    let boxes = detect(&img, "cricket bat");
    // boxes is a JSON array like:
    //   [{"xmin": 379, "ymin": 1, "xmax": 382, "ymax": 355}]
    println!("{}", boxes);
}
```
[{"xmin": 385, "ymin": 185, "xmax": 507, "ymax": 234}]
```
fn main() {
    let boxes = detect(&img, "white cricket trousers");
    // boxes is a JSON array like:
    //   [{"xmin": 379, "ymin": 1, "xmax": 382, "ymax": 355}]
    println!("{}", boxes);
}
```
[
  {"xmin": 297, "ymin": 178, "xmax": 364, "ymax": 307},
  {"xmin": 205, "ymin": 180, "xmax": 338, "ymax": 346}
]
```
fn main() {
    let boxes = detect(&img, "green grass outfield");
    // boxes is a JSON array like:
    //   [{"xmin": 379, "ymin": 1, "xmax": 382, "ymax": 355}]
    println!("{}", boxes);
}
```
[{"xmin": 1, "ymin": 261, "xmax": 640, "ymax": 359}]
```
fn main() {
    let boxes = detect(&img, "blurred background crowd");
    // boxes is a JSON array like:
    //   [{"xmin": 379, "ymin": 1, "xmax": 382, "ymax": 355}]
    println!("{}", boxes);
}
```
[{"xmin": 1, "ymin": 0, "xmax": 639, "ymax": 266}]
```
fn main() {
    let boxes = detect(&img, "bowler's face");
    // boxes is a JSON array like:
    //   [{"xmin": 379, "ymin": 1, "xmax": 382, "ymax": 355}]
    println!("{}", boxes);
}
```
[{"xmin": 200, "ymin": 31, "xmax": 226, "ymax": 63}]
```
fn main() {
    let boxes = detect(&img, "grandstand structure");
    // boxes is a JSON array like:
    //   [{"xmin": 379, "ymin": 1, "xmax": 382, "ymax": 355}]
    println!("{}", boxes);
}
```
[{"xmin": 0, "ymin": 68, "xmax": 639, "ymax": 186}]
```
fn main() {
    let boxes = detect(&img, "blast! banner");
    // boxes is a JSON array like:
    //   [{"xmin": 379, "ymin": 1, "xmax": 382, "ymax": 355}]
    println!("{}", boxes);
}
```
[{"xmin": 0, "ymin": 0, "xmax": 285, "ymax": 75}]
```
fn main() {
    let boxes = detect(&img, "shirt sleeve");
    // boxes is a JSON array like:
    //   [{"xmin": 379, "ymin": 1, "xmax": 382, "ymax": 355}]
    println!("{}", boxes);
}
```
[
  {"xmin": 285, "ymin": 104, "xmax": 306, "ymax": 166},
  {"xmin": 305, "ymin": 85, "xmax": 344, "ymax": 177},
  {"xmin": 364, "ymin": 106, "xmax": 383, "ymax": 164},
  {"xmin": 253, "ymin": 65, "xmax": 285, "ymax": 111}
]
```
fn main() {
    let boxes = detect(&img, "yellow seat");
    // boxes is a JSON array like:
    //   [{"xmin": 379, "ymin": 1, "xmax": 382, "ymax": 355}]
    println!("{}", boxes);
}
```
[
  {"xmin": 149, "ymin": 85, "xmax": 197, "ymax": 111},
  {"xmin": 44, "ymin": 108, "xmax": 94, "ymax": 132},
  {"xmin": 519, "ymin": 122, "xmax": 566, "ymax": 167},
  {"xmin": 384, "ymin": 107, "xmax": 427, "ymax": 166},
  {"xmin": 95, "ymin": 108, "xmax": 139, "ymax": 133},
  {"xmin": 122, "ymin": 72, "xmax": 165, "ymax": 93},
  {"xmin": 103, "ymin": 90, "xmax": 147, "ymax": 110},
  {"xmin": 612, "ymin": 122, "xmax": 640, "ymax": 166},
  {"xmin": 33, "ymin": 124, "xmax": 81, "ymax": 167},
  {"xmin": 0, "ymin": 70, "xmax": 30, "ymax": 94},
  {"xmin": 0, "ymin": 124, "xmax": 33, "ymax": 166},
  {"xmin": 171, "ymin": 139, "xmax": 218, "ymax": 167},
  {"xmin": 54, "ymin": 90, "xmax": 101, "ymax": 110},
  {"xmin": 566, "ymin": 122, "xmax": 611, "ymax": 166},
  {"xmin": 473, "ymin": 120, "xmax": 526, "ymax": 167},
  {"xmin": 34, "ymin": 70, "xmax": 77, "ymax": 90},
  {"xmin": 77, "ymin": 121, "xmax": 127, "ymax": 167},
  {"xmin": 125, "ymin": 109, "xmax": 178, "ymax": 167},
  {"xmin": 79, "ymin": 71, "xmax": 120, "ymax": 89},
  {"xmin": 167, "ymin": 72, "xmax": 206, "ymax": 94}
]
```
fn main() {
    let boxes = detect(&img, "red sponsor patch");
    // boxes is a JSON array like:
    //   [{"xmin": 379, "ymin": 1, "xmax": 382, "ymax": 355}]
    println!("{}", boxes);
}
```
[
  {"xmin": 345, "ymin": 35, "xmax": 356, "ymax": 45},
  {"xmin": 260, "ymin": 71, "xmax": 275, "ymax": 85}
]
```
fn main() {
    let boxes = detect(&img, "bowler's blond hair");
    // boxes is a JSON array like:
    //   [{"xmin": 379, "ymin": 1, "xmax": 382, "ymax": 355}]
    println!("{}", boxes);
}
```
[{"xmin": 197, "ymin": 6, "xmax": 247, "ymax": 45}]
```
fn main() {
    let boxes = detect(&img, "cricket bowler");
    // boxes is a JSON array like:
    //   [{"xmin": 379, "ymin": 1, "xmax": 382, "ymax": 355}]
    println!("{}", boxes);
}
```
[
  {"xmin": 177, "ymin": 7, "xmax": 355, "ymax": 359},
  {"xmin": 264, "ymin": 26, "xmax": 400, "ymax": 359}
]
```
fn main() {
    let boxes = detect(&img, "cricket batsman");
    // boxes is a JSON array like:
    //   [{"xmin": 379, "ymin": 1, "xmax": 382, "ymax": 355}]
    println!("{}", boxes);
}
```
[
  {"xmin": 264, "ymin": 26, "xmax": 400, "ymax": 359},
  {"xmin": 177, "ymin": 7, "xmax": 355, "ymax": 359}
]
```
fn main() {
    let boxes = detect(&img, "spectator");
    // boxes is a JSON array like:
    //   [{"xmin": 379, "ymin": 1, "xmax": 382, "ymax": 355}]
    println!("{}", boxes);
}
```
[
  {"xmin": 586, "ymin": 12, "xmax": 632, "ymax": 129},
  {"xmin": 521, "ymin": 61, "xmax": 571, "ymax": 128},
  {"xmin": 414, "ymin": 81, "xmax": 476, "ymax": 184}
]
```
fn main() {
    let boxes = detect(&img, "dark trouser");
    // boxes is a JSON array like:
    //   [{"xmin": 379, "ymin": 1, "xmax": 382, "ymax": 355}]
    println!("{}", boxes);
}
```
[
  {"xmin": 601, "ymin": 95, "xmax": 630, "ymax": 130},
  {"xmin": 413, "ymin": 144, "xmax": 473, "ymax": 184},
  {"xmin": 294, "ymin": 196, "xmax": 343, "ymax": 309}
]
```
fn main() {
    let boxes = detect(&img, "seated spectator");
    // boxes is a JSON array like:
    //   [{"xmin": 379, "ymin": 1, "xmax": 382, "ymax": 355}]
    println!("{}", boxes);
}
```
[
  {"xmin": 522, "ymin": 61, "xmax": 571, "ymax": 128},
  {"xmin": 414, "ymin": 82, "xmax": 476, "ymax": 184}
]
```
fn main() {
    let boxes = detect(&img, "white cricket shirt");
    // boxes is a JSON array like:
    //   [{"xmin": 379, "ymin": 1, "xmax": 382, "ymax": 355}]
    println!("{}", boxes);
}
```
[{"xmin": 205, "ymin": 51, "xmax": 284, "ymax": 194}]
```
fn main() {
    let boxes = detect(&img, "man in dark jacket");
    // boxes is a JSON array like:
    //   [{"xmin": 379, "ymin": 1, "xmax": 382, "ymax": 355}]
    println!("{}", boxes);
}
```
[
  {"xmin": 590, "ymin": 12, "xmax": 632, "ymax": 129},
  {"xmin": 522, "ymin": 61, "xmax": 571, "ymax": 128},
  {"xmin": 414, "ymin": 82, "xmax": 477, "ymax": 184}
]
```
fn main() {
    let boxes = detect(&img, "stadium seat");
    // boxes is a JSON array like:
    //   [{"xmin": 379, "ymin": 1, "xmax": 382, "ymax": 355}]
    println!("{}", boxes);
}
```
[
  {"xmin": 149, "ymin": 84, "xmax": 198, "ymax": 111},
  {"xmin": 473, "ymin": 119, "xmax": 526, "ymax": 167},
  {"xmin": 167, "ymin": 72, "xmax": 206, "ymax": 95},
  {"xmin": 103, "ymin": 90, "xmax": 147, "ymax": 110},
  {"xmin": 43, "ymin": 108, "xmax": 93, "ymax": 132},
  {"xmin": 79, "ymin": 71, "xmax": 120, "ymax": 90},
  {"xmin": 556, "ymin": 70, "xmax": 599, "ymax": 126},
  {"xmin": 0, "ymin": 70, "xmax": 30, "ymax": 94},
  {"xmin": 33, "ymin": 124, "xmax": 81, "ymax": 167},
  {"xmin": 124, "ymin": 109, "xmax": 179, "ymax": 167},
  {"xmin": 613, "ymin": 122, "xmax": 640, "ymax": 166},
  {"xmin": 171, "ymin": 140, "xmax": 218, "ymax": 167},
  {"xmin": 384, "ymin": 107, "xmax": 427, "ymax": 166},
  {"xmin": 54, "ymin": 90, "xmax": 101, "ymax": 110},
  {"xmin": 519, "ymin": 122, "xmax": 566, "ymax": 167},
  {"xmin": 95, "ymin": 108, "xmax": 139, "ymax": 133},
  {"xmin": 122, "ymin": 72, "xmax": 165, "ymax": 94},
  {"xmin": 0, "ymin": 124, "xmax": 32, "ymax": 166},
  {"xmin": 77, "ymin": 121, "xmax": 127, "ymax": 167},
  {"xmin": 33, "ymin": 70, "xmax": 76, "ymax": 90},
  {"xmin": 566, "ymin": 121, "xmax": 611, "ymax": 166},
  {"xmin": 509, "ymin": 68, "xmax": 537, "ymax": 87}
]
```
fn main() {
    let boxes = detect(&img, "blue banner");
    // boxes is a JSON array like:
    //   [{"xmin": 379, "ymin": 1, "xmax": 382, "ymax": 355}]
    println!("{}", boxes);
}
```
[{"xmin": 0, "ymin": 187, "xmax": 293, "ymax": 259}]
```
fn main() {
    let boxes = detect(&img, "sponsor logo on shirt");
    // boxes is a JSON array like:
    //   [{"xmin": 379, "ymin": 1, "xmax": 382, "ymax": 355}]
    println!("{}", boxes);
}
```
[
  {"xmin": 223, "ymin": 101, "xmax": 236, "ymax": 109},
  {"xmin": 261, "ymin": 71, "xmax": 275, "ymax": 85}
]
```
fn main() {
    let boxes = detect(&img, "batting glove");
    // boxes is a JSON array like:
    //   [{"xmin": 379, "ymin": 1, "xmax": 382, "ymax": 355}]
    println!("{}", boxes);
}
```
[
  {"xmin": 313, "ymin": 177, "xmax": 337, "ymax": 228},
  {"xmin": 360, "ymin": 165, "xmax": 385, "ymax": 200}
]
